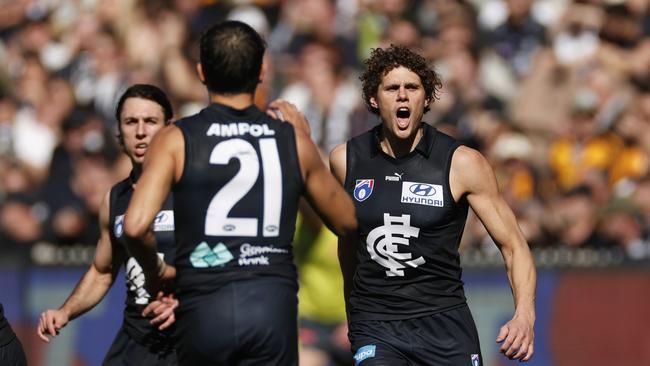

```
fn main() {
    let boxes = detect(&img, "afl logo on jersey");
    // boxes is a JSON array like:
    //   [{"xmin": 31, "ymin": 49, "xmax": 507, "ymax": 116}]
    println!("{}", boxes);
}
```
[
  {"xmin": 354, "ymin": 179, "xmax": 374, "ymax": 202},
  {"xmin": 114, "ymin": 215, "xmax": 125, "ymax": 238}
]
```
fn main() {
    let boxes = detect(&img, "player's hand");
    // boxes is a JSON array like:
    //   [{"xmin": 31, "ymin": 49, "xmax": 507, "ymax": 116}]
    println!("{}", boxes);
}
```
[
  {"xmin": 496, "ymin": 312, "xmax": 535, "ymax": 361},
  {"xmin": 37, "ymin": 309, "xmax": 69, "ymax": 342},
  {"xmin": 143, "ymin": 292, "xmax": 179, "ymax": 331},
  {"xmin": 266, "ymin": 99, "xmax": 311, "ymax": 135}
]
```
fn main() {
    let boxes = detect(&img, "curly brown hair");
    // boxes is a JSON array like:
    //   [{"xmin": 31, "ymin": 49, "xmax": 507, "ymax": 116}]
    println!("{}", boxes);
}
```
[{"xmin": 360, "ymin": 45, "xmax": 442, "ymax": 115}]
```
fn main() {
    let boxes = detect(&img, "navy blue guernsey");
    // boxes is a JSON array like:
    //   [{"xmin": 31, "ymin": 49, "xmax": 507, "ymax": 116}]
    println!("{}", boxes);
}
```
[
  {"xmin": 173, "ymin": 103, "xmax": 303, "ymax": 297},
  {"xmin": 344, "ymin": 123, "xmax": 469, "ymax": 322},
  {"xmin": 0, "ymin": 303, "xmax": 15, "ymax": 346},
  {"xmin": 108, "ymin": 172, "xmax": 176, "ymax": 344}
]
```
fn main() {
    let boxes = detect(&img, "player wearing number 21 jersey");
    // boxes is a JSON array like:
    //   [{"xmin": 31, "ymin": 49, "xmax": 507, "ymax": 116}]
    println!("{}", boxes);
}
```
[{"xmin": 123, "ymin": 21, "xmax": 357, "ymax": 365}]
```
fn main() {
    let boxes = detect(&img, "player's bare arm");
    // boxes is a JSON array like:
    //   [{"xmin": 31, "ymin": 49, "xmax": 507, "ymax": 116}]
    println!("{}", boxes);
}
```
[
  {"xmin": 37, "ymin": 191, "xmax": 122, "ymax": 342},
  {"xmin": 450, "ymin": 146, "xmax": 536, "ymax": 362},
  {"xmin": 330, "ymin": 143, "xmax": 358, "ymax": 315},
  {"xmin": 294, "ymin": 120, "xmax": 357, "ymax": 238},
  {"xmin": 124, "ymin": 125, "xmax": 183, "ymax": 292}
]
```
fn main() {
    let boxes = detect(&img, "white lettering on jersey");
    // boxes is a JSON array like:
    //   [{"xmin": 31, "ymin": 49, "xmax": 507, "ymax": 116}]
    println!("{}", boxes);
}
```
[
  {"xmin": 366, "ymin": 214, "xmax": 425, "ymax": 277},
  {"xmin": 126, "ymin": 253, "xmax": 165, "ymax": 305},
  {"xmin": 237, "ymin": 243, "xmax": 288, "ymax": 266},
  {"xmin": 401, "ymin": 181, "xmax": 444, "ymax": 207},
  {"xmin": 206, "ymin": 122, "xmax": 275, "ymax": 137}
]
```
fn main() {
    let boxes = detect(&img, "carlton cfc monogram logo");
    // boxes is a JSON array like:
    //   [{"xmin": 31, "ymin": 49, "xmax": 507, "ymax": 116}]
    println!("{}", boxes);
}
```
[{"xmin": 366, "ymin": 213, "xmax": 425, "ymax": 276}]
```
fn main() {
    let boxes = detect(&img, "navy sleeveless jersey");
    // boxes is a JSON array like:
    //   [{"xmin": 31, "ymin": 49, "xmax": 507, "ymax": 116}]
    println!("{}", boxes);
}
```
[
  {"xmin": 172, "ymin": 103, "xmax": 303, "ymax": 297},
  {"xmin": 0, "ymin": 303, "xmax": 15, "ymax": 346},
  {"xmin": 109, "ymin": 172, "xmax": 176, "ymax": 342},
  {"xmin": 344, "ymin": 124, "xmax": 469, "ymax": 322}
]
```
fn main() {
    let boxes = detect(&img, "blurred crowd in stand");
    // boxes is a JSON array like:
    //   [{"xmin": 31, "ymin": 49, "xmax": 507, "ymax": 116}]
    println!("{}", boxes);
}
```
[{"xmin": 1, "ymin": 0, "xmax": 650, "ymax": 267}]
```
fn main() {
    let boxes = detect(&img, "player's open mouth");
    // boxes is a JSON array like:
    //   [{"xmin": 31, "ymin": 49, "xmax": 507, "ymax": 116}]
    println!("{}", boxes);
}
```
[
  {"xmin": 134, "ymin": 143, "xmax": 147, "ymax": 155},
  {"xmin": 396, "ymin": 107, "xmax": 411, "ymax": 129}
]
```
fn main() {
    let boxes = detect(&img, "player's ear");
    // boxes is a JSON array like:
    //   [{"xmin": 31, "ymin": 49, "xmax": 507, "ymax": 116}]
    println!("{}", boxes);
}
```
[
  {"xmin": 424, "ymin": 98, "xmax": 430, "ymax": 108},
  {"xmin": 370, "ymin": 96, "xmax": 378, "ymax": 109},
  {"xmin": 196, "ymin": 63, "xmax": 206, "ymax": 84}
]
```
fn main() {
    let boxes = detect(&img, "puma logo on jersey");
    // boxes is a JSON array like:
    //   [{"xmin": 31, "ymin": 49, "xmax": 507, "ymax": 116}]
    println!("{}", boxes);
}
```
[
  {"xmin": 206, "ymin": 122, "xmax": 275, "ymax": 137},
  {"xmin": 401, "ymin": 181, "xmax": 444, "ymax": 207},
  {"xmin": 385, "ymin": 172, "xmax": 404, "ymax": 181},
  {"xmin": 366, "ymin": 214, "xmax": 425, "ymax": 276}
]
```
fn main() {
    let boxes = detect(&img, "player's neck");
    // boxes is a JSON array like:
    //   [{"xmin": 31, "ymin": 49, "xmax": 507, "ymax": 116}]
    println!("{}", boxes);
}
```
[
  {"xmin": 380, "ymin": 126, "xmax": 423, "ymax": 158},
  {"xmin": 209, "ymin": 93, "xmax": 255, "ymax": 110},
  {"xmin": 131, "ymin": 164, "xmax": 143, "ymax": 186}
]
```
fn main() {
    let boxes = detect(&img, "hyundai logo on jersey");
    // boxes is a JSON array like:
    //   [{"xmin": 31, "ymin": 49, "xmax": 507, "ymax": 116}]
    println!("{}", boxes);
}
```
[
  {"xmin": 154, "ymin": 212, "xmax": 168, "ymax": 223},
  {"xmin": 354, "ymin": 179, "xmax": 374, "ymax": 202},
  {"xmin": 471, "ymin": 354, "xmax": 480, "ymax": 366},
  {"xmin": 409, "ymin": 183, "xmax": 436, "ymax": 196},
  {"xmin": 401, "ymin": 181, "xmax": 444, "ymax": 207},
  {"xmin": 153, "ymin": 210, "xmax": 174, "ymax": 231}
]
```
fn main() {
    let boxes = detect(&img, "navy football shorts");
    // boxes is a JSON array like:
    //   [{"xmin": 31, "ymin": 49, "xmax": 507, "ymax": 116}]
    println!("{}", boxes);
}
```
[
  {"xmin": 103, "ymin": 326, "xmax": 177, "ymax": 366},
  {"xmin": 175, "ymin": 278, "xmax": 298, "ymax": 366},
  {"xmin": 349, "ymin": 305, "xmax": 482, "ymax": 366}
]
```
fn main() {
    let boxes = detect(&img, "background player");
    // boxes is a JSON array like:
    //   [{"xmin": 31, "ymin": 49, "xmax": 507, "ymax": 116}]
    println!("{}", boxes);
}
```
[
  {"xmin": 0, "ymin": 303, "xmax": 27, "ymax": 366},
  {"xmin": 37, "ymin": 84, "xmax": 179, "ymax": 365},
  {"xmin": 123, "ymin": 21, "xmax": 357, "ymax": 365},
  {"xmin": 330, "ymin": 45, "xmax": 536, "ymax": 365}
]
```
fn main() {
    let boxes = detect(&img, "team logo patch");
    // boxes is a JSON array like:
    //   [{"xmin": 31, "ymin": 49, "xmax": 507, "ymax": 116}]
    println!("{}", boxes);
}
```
[
  {"xmin": 114, "ymin": 215, "xmax": 124, "ymax": 238},
  {"xmin": 190, "ymin": 242, "xmax": 234, "ymax": 268},
  {"xmin": 353, "ymin": 345, "xmax": 376, "ymax": 365},
  {"xmin": 367, "ymin": 213, "xmax": 424, "ymax": 277},
  {"xmin": 354, "ymin": 179, "xmax": 374, "ymax": 202},
  {"xmin": 471, "ymin": 354, "xmax": 480, "ymax": 366},
  {"xmin": 401, "ymin": 181, "xmax": 444, "ymax": 207}
]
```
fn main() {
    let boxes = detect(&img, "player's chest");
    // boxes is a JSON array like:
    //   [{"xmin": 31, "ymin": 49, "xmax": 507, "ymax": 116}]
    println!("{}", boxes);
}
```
[{"xmin": 348, "ymin": 162, "xmax": 453, "ymax": 229}]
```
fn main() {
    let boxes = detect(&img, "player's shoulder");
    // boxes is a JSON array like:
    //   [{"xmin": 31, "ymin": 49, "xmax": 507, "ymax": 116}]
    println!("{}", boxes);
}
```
[
  {"xmin": 452, "ymin": 145, "xmax": 487, "ymax": 167},
  {"xmin": 329, "ymin": 142, "xmax": 347, "ymax": 168},
  {"xmin": 346, "ymin": 125, "xmax": 380, "ymax": 157},
  {"xmin": 330, "ymin": 142, "xmax": 347, "ymax": 158},
  {"xmin": 450, "ymin": 145, "xmax": 493, "ymax": 188}
]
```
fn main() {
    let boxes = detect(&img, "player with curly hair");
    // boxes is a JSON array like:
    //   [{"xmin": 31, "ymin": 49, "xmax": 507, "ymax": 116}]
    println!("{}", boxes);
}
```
[{"xmin": 329, "ymin": 45, "xmax": 537, "ymax": 365}]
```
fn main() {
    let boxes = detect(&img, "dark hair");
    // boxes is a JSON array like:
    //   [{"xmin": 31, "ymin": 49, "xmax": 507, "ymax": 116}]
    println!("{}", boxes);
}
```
[
  {"xmin": 115, "ymin": 84, "xmax": 173, "ymax": 123},
  {"xmin": 360, "ymin": 45, "xmax": 442, "ymax": 115},
  {"xmin": 199, "ymin": 20, "xmax": 266, "ymax": 95}
]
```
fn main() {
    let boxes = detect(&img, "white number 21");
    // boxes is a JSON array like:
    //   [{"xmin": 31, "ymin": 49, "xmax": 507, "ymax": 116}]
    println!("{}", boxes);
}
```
[{"xmin": 205, "ymin": 138, "xmax": 282, "ymax": 237}]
